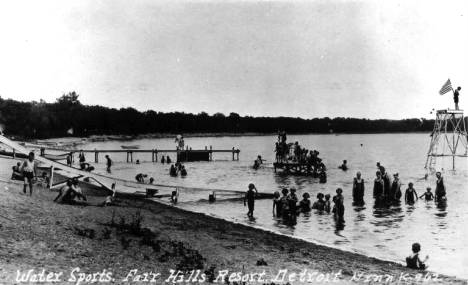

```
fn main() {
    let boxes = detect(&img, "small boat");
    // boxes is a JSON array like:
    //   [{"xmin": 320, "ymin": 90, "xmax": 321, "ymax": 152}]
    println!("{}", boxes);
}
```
[
  {"xmin": 36, "ymin": 140, "xmax": 62, "ymax": 147},
  {"xmin": 121, "ymin": 145, "xmax": 140, "ymax": 149},
  {"xmin": 108, "ymin": 136, "xmax": 134, "ymax": 141},
  {"xmin": 91, "ymin": 137, "xmax": 106, "ymax": 142}
]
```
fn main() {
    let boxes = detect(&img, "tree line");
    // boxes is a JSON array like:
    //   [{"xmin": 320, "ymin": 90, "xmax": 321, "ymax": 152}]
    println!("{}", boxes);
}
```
[{"xmin": 0, "ymin": 92, "xmax": 437, "ymax": 139}]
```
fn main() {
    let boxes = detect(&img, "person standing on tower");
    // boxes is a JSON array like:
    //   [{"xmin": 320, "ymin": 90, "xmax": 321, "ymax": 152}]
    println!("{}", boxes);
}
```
[{"xmin": 454, "ymin": 86, "xmax": 461, "ymax": 110}]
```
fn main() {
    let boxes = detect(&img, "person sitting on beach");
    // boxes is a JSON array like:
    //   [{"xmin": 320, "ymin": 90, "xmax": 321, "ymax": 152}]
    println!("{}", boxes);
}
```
[
  {"xmin": 11, "ymin": 162, "xmax": 23, "ymax": 180},
  {"xmin": 166, "ymin": 156, "xmax": 171, "ymax": 164},
  {"xmin": 180, "ymin": 166, "xmax": 187, "ymax": 176},
  {"xmin": 135, "ymin": 173, "xmax": 148, "ymax": 183},
  {"xmin": 312, "ymin": 193, "xmax": 325, "ymax": 211},
  {"xmin": 72, "ymin": 177, "xmax": 85, "ymax": 198},
  {"xmin": 405, "ymin": 182, "xmax": 418, "ymax": 204},
  {"xmin": 406, "ymin": 243, "xmax": 429, "ymax": 270},
  {"xmin": 244, "ymin": 183, "xmax": 258, "ymax": 217},
  {"xmin": 272, "ymin": 191, "xmax": 282, "ymax": 216},
  {"xmin": 434, "ymin": 172, "xmax": 446, "ymax": 202},
  {"xmin": 299, "ymin": 193, "xmax": 311, "ymax": 212},
  {"xmin": 169, "ymin": 164, "xmax": 177, "ymax": 176},
  {"xmin": 419, "ymin": 187, "xmax": 435, "ymax": 201},
  {"xmin": 339, "ymin": 160, "xmax": 348, "ymax": 171},
  {"xmin": 53, "ymin": 179, "xmax": 88, "ymax": 205},
  {"xmin": 36, "ymin": 172, "xmax": 50, "ymax": 188},
  {"xmin": 324, "ymin": 194, "xmax": 331, "ymax": 212},
  {"xmin": 161, "ymin": 156, "xmax": 165, "ymax": 164},
  {"xmin": 80, "ymin": 162, "xmax": 94, "ymax": 172},
  {"xmin": 21, "ymin": 152, "xmax": 37, "ymax": 196}
]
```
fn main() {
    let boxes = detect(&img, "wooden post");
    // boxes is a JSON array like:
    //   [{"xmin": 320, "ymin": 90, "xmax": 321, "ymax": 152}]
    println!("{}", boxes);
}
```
[
  {"xmin": 155, "ymin": 150, "xmax": 158, "ymax": 161},
  {"xmin": 49, "ymin": 165, "xmax": 54, "ymax": 189},
  {"xmin": 237, "ymin": 149, "xmax": 240, "ymax": 161},
  {"xmin": 210, "ymin": 146, "xmax": 212, "ymax": 161},
  {"xmin": 232, "ymin": 147, "xmax": 235, "ymax": 161},
  {"xmin": 13, "ymin": 148, "xmax": 15, "ymax": 159},
  {"xmin": 95, "ymin": 152, "xmax": 98, "ymax": 163},
  {"xmin": 71, "ymin": 151, "xmax": 74, "ymax": 164},
  {"xmin": 126, "ymin": 152, "xmax": 129, "ymax": 163},
  {"xmin": 130, "ymin": 152, "xmax": 133, "ymax": 162}
]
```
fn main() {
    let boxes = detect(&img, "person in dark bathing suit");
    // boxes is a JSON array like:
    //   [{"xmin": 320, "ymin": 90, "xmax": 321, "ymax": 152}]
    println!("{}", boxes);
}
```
[
  {"xmin": 333, "ymin": 188, "xmax": 345, "ymax": 223},
  {"xmin": 434, "ymin": 172, "xmax": 446, "ymax": 202},
  {"xmin": 299, "ymin": 193, "xmax": 311, "ymax": 212},
  {"xmin": 244, "ymin": 183, "xmax": 258, "ymax": 217},
  {"xmin": 405, "ymin": 182, "xmax": 418, "ymax": 204},
  {"xmin": 373, "ymin": 171, "xmax": 385, "ymax": 204},
  {"xmin": 352, "ymin": 172, "xmax": 365, "ymax": 204},
  {"xmin": 312, "ymin": 193, "xmax": 325, "ymax": 211}
]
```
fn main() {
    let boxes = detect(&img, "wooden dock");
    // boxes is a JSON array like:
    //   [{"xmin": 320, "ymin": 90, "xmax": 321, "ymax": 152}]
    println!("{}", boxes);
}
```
[{"xmin": 42, "ymin": 146, "xmax": 241, "ymax": 163}]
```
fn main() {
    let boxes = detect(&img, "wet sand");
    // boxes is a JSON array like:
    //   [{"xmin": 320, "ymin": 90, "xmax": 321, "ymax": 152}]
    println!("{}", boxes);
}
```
[{"xmin": 0, "ymin": 157, "xmax": 466, "ymax": 285}]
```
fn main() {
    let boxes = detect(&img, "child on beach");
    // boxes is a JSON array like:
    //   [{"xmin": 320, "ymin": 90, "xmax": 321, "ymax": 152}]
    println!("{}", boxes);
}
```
[
  {"xmin": 406, "ymin": 243, "xmax": 429, "ymax": 270},
  {"xmin": 105, "ymin": 155, "xmax": 113, "ymax": 172},
  {"xmin": 21, "ymin": 152, "xmax": 37, "ymax": 196},
  {"xmin": 244, "ymin": 183, "xmax": 258, "ymax": 217},
  {"xmin": 37, "ymin": 172, "xmax": 50, "ymax": 188},
  {"xmin": 419, "ymin": 187, "xmax": 435, "ymax": 201},
  {"xmin": 405, "ymin": 182, "xmax": 418, "ymax": 204},
  {"xmin": 11, "ymin": 162, "xmax": 22, "ymax": 180}
]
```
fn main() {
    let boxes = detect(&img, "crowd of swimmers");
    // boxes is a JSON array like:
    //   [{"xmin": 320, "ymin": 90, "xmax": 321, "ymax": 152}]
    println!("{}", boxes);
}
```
[
  {"xmin": 170, "ymin": 163, "xmax": 187, "ymax": 177},
  {"xmin": 244, "ymin": 183, "xmax": 345, "ymax": 224}
]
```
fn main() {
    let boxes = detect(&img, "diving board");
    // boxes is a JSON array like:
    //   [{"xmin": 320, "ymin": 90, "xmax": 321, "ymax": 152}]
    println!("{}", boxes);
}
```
[{"xmin": 0, "ymin": 135, "xmax": 165, "ymax": 192}]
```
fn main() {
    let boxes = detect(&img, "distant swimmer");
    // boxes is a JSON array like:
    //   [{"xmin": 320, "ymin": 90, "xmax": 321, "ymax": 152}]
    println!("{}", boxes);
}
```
[
  {"xmin": 136, "ymin": 159, "xmax": 140, "ymax": 165},
  {"xmin": 180, "ymin": 165, "xmax": 187, "ymax": 176},
  {"xmin": 161, "ymin": 156, "xmax": 165, "ymax": 164},
  {"xmin": 405, "ymin": 182, "xmax": 418, "ymax": 205},
  {"xmin": 253, "ymin": 155, "xmax": 265, "ymax": 170},
  {"xmin": 169, "ymin": 164, "xmax": 177, "ymax": 176},
  {"xmin": 166, "ymin": 156, "xmax": 171, "ymax": 164},
  {"xmin": 339, "ymin": 160, "xmax": 348, "ymax": 170},
  {"xmin": 419, "ymin": 187, "xmax": 435, "ymax": 201},
  {"xmin": 244, "ymin": 183, "xmax": 258, "ymax": 217}
]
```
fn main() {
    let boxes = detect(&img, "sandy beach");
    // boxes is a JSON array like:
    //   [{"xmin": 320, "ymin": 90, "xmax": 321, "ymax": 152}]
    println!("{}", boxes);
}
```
[{"xmin": 0, "ymin": 157, "xmax": 466, "ymax": 285}]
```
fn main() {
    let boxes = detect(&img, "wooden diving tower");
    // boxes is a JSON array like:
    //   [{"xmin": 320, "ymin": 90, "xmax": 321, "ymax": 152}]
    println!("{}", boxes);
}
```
[{"xmin": 425, "ymin": 109, "xmax": 468, "ymax": 170}]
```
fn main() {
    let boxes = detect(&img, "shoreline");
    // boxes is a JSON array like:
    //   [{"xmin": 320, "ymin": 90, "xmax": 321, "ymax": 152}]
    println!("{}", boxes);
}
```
[
  {"xmin": 5, "ymin": 131, "xmax": 433, "ymax": 144},
  {"xmin": 0, "ymin": 158, "xmax": 466, "ymax": 284}
]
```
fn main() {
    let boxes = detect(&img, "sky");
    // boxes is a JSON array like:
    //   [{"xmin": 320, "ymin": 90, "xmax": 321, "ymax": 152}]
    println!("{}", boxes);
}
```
[{"xmin": 0, "ymin": 0, "xmax": 467, "ymax": 120}]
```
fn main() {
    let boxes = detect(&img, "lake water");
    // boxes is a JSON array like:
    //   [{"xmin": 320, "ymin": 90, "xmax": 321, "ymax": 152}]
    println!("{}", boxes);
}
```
[{"xmin": 76, "ymin": 133, "xmax": 467, "ymax": 278}]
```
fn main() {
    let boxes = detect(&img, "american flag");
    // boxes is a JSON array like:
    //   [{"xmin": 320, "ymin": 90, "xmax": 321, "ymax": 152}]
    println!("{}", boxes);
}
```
[{"xmin": 439, "ymin": 78, "xmax": 453, "ymax": 95}]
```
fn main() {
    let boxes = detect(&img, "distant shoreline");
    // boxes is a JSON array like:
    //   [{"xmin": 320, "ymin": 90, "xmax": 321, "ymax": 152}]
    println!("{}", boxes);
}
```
[{"xmin": 9, "ymin": 131, "xmax": 432, "ymax": 143}]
